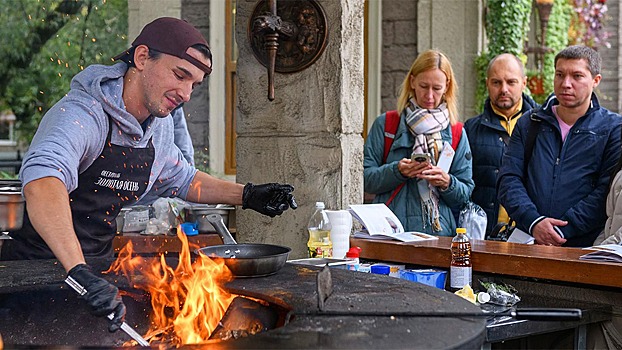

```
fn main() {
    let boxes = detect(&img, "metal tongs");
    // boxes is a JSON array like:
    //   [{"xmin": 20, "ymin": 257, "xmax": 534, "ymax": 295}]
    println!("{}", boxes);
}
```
[{"xmin": 65, "ymin": 276, "xmax": 150, "ymax": 346}]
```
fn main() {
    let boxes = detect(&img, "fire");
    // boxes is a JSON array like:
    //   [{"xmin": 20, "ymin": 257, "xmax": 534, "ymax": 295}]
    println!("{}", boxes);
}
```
[{"xmin": 107, "ymin": 228, "xmax": 235, "ymax": 346}]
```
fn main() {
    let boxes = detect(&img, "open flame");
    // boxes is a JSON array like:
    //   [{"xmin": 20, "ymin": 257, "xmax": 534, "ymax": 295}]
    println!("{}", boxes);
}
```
[{"xmin": 107, "ymin": 228, "xmax": 235, "ymax": 347}]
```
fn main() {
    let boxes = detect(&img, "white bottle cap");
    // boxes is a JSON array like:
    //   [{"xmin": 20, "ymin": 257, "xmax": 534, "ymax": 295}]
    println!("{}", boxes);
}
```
[{"xmin": 477, "ymin": 292, "xmax": 490, "ymax": 304}]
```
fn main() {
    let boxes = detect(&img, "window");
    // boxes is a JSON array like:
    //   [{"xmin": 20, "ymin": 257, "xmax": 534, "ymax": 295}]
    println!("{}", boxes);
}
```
[{"xmin": 0, "ymin": 111, "xmax": 16, "ymax": 146}]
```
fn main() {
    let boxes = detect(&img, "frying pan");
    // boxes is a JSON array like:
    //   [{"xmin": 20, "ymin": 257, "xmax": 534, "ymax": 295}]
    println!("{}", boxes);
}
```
[{"xmin": 196, "ymin": 214, "xmax": 291, "ymax": 278}]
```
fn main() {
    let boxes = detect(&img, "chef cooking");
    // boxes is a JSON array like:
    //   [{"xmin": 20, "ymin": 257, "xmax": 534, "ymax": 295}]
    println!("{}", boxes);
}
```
[{"xmin": 0, "ymin": 17, "xmax": 297, "ymax": 332}]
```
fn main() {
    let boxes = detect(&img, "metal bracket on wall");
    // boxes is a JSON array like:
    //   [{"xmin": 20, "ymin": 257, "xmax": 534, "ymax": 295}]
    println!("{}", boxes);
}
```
[{"xmin": 248, "ymin": 0, "xmax": 328, "ymax": 101}]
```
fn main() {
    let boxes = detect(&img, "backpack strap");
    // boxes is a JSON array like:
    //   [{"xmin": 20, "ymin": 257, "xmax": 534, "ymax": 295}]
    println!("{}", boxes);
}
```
[
  {"xmin": 382, "ymin": 110, "xmax": 403, "ymax": 206},
  {"xmin": 451, "ymin": 122, "xmax": 463, "ymax": 151},
  {"xmin": 523, "ymin": 115, "xmax": 541, "ymax": 178},
  {"xmin": 383, "ymin": 110, "xmax": 400, "ymax": 163}
]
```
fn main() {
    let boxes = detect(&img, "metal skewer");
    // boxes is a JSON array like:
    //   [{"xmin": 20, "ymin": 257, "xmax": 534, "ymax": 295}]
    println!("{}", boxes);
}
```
[{"xmin": 65, "ymin": 276, "xmax": 150, "ymax": 346}]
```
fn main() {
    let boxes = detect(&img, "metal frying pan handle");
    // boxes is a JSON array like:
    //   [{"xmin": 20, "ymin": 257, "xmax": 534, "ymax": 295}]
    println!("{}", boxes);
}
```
[
  {"xmin": 511, "ymin": 308, "xmax": 582, "ymax": 321},
  {"xmin": 206, "ymin": 214, "xmax": 238, "ymax": 245}
]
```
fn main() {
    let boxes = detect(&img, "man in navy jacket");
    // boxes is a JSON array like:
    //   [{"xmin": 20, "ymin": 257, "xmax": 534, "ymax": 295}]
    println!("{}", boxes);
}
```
[
  {"xmin": 465, "ymin": 54, "xmax": 538, "ymax": 235},
  {"xmin": 497, "ymin": 45, "xmax": 622, "ymax": 247}
]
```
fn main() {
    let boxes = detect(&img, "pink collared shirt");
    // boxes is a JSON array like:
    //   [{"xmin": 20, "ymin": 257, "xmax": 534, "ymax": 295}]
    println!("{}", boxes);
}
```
[{"xmin": 552, "ymin": 106, "xmax": 572, "ymax": 142}]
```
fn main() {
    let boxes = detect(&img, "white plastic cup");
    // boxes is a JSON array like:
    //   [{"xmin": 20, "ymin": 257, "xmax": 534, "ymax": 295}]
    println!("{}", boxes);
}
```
[{"xmin": 325, "ymin": 210, "xmax": 352, "ymax": 259}]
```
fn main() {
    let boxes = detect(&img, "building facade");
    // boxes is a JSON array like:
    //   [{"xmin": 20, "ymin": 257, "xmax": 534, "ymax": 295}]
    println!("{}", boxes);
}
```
[{"xmin": 131, "ymin": 0, "xmax": 621, "ymax": 177}]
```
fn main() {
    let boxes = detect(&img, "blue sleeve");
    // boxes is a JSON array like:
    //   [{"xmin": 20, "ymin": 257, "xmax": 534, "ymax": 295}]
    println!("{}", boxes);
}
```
[
  {"xmin": 363, "ymin": 114, "xmax": 408, "ymax": 194},
  {"xmin": 496, "ymin": 116, "xmax": 542, "ymax": 232},
  {"xmin": 560, "ymin": 120, "xmax": 622, "ymax": 238}
]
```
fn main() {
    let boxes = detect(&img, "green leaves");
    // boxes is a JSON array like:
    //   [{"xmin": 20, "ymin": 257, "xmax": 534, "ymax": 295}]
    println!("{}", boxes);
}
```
[
  {"xmin": 0, "ymin": 0, "xmax": 128, "ymax": 143},
  {"xmin": 475, "ymin": 0, "xmax": 532, "ymax": 112},
  {"xmin": 486, "ymin": 0, "xmax": 532, "ymax": 57},
  {"xmin": 542, "ymin": 0, "xmax": 572, "ymax": 99},
  {"xmin": 475, "ymin": 0, "xmax": 572, "ymax": 108}
]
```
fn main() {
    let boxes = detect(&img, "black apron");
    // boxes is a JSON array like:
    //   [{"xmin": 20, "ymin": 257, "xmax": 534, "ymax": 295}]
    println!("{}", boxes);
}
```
[{"xmin": 1, "ymin": 118, "xmax": 155, "ymax": 260}]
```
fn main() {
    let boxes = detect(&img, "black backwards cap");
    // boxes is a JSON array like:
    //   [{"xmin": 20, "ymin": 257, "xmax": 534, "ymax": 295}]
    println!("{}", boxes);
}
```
[{"xmin": 113, "ymin": 17, "xmax": 212, "ymax": 75}]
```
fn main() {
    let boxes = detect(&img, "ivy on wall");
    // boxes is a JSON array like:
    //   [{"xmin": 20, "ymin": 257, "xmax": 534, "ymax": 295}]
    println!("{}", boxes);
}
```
[
  {"xmin": 535, "ymin": 0, "xmax": 572, "ymax": 103},
  {"xmin": 476, "ymin": 0, "xmax": 574, "ymax": 108},
  {"xmin": 475, "ymin": 0, "xmax": 532, "ymax": 112},
  {"xmin": 527, "ymin": 0, "xmax": 573, "ymax": 103}
]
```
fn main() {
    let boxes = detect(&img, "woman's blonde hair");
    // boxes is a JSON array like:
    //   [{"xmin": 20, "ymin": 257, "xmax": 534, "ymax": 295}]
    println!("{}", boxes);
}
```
[{"xmin": 396, "ymin": 49, "xmax": 459, "ymax": 125}]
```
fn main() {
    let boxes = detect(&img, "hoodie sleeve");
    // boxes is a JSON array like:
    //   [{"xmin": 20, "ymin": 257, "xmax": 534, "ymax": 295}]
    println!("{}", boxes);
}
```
[
  {"xmin": 138, "ymin": 117, "xmax": 198, "ymax": 201},
  {"xmin": 171, "ymin": 107, "xmax": 195, "ymax": 166},
  {"xmin": 20, "ymin": 101, "xmax": 108, "ymax": 193}
]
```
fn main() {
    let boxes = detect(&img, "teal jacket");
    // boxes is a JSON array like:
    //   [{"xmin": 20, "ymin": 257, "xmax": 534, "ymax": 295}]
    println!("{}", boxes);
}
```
[{"xmin": 363, "ymin": 111, "xmax": 474, "ymax": 236}]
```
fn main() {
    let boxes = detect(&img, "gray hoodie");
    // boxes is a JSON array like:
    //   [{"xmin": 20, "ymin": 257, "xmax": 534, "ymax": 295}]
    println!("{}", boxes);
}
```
[{"xmin": 20, "ymin": 63, "xmax": 197, "ymax": 201}]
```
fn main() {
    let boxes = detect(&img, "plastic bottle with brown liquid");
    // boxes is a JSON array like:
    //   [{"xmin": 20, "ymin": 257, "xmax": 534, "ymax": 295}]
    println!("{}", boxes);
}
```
[{"xmin": 449, "ymin": 227, "xmax": 472, "ymax": 291}]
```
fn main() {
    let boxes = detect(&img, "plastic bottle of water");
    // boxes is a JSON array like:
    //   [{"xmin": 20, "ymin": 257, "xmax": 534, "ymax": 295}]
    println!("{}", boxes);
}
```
[{"xmin": 307, "ymin": 202, "xmax": 333, "ymax": 258}]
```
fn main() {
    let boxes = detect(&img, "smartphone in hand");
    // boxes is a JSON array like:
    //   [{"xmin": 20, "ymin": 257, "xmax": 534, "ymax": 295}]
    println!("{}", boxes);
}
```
[{"xmin": 411, "ymin": 152, "xmax": 430, "ymax": 163}]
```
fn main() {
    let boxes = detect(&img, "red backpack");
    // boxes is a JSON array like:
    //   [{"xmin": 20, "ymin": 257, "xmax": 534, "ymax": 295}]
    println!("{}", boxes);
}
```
[{"xmin": 382, "ymin": 110, "xmax": 463, "ymax": 205}]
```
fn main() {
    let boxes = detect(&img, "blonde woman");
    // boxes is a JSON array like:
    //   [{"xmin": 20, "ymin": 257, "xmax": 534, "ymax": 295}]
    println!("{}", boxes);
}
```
[{"xmin": 364, "ymin": 50, "xmax": 474, "ymax": 236}]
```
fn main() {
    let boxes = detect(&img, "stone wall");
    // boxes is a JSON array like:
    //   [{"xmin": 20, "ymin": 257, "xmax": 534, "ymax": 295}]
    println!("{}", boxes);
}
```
[
  {"xmin": 181, "ymin": 0, "xmax": 211, "ymax": 161},
  {"xmin": 380, "ymin": 0, "xmax": 418, "ymax": 113},
  {"xmin": 417, "ymin": 0, "xmax": 483, "ymax": 120},
  {"xmin": 234, "ymin": 0, "xmax": 365, "ymax": 258},
  {"xmin": 599, "ymin": 0, "xmax": 620, "ymax": 113},
  {"xmin": 379, "ymin": 0, "xmax": 483, "ymax": 121},
  {"xmin": 128, "ymin": 0, "xmax": 181, "ymax": 37}
]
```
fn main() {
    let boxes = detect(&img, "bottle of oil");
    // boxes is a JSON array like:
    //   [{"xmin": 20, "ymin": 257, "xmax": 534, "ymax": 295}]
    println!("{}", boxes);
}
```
[
  {"xmin": 307, "ymin": 202, "xmax": 333, "ymax": 258},
  {"xmin": 449, "ymin": 227, "xmax": 472, "ymax": 291}
]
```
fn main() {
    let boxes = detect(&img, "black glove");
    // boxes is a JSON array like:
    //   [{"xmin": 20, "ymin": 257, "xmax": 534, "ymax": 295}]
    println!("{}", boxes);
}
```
[
  {"xmin": 242, "ymin": 182, "xmax": 298, "ymax": 217},
  {"xmin": 67, "ymin": 264, "xmax": 126, "ymax": 332}
]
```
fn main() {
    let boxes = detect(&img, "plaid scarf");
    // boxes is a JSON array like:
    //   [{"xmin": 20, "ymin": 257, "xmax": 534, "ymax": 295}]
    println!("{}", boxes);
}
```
[{"xmin": 404, "ymin": 99, "xmax": 450, "ymax": 232}]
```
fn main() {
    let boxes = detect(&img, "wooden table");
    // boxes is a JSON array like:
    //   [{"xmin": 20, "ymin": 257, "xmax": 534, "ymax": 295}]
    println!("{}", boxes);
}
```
[
  {"xmin": 351, "ymin": 237, "xmax": 622, "ymax": 288},
  {"xmin": 351, "ymin": 237, "xmax": 620, "ymax": 348}
]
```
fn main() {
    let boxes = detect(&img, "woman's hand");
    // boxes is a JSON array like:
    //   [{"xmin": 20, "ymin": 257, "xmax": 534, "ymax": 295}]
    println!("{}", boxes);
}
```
[
  {"xmin": 417, "ymin": 165, "xmax": 451, "ymax": 190},
  {"xmin": 398, "ymin": 158, "xmax": 433, "ymax": 178}
]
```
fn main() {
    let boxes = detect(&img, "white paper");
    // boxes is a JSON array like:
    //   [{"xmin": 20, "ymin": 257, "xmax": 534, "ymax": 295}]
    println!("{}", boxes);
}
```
[
  {"xmin": 353, "ymin": 230, "xmax": 438, "ymax": 243},
  {"xmin": 580, "ymin": 244, "xmax": 622, "ymax": 263},
  {"xmin": 506, "ymin": 228, "xmax": 535, "ymax": 244},
  {"xmin": 349, "ymin": 204, "xmax": 438, "ymax": 243},
  {"xmin": 349, "ymin": 204, "xmax": 404, "ymax": 235},
  {"xmin": 437, "ymin": 141, "xmax": 455, "ymax": 173}
]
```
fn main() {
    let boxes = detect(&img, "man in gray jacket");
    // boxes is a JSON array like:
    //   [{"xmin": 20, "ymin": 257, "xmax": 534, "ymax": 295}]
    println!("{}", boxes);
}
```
[{"xmin": 1, "ymin": 17, "xmax": 296, "ymax": 332}]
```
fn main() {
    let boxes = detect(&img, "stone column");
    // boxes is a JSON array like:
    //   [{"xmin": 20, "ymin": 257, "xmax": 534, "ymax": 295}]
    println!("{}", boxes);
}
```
[
  {"xmin": 418, "ymin": 0, "xmax": 484, "ymax": 119},
  {"xmin": 235, "ymin": 0, "xmax": 365, "ymax": 258}
]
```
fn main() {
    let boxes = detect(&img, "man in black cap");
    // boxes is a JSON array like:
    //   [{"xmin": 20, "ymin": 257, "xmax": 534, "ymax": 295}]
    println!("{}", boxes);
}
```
[{"xmin": 1, "ymin": 17, "xmax": 297, "ymax": 332}]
